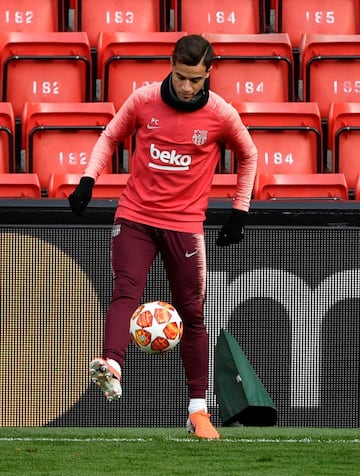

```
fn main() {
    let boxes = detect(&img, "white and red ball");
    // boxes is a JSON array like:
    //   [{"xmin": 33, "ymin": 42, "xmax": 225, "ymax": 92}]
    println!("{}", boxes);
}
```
[{"xmin": 129, "ymin": 301, "xmax": 183, "ymax": 355}]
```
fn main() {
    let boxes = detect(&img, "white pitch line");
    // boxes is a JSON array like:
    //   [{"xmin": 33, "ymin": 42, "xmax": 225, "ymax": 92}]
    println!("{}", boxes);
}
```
[
  {"xmin": 0, "ymin": 438, "xmax": 152, "ymax": 443},
  {"xmin": 0, "ymin": 437, "xmax": 359, "ymax": 444},
  {"xmin": 168, "ymin": 438, "xmax": 360, "ymax": 444}
]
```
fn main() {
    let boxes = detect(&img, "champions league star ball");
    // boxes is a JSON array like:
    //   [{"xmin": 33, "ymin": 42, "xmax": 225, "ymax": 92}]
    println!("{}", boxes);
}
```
[{"xmin": 130, "ymin": 301, "xmax": 183, "ymax": 355}]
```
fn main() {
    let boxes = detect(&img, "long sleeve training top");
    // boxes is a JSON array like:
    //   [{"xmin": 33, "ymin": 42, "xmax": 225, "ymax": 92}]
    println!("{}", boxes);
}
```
[{"xmin": 84, "ymin": 82, "xmax": 257, "ymax": 234}]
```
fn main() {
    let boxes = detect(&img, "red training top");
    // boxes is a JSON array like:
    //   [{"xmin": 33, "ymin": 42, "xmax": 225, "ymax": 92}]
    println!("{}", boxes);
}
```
[{"xmin": 85, "ymin": 82, "xmax": 257, "ymax": 234}]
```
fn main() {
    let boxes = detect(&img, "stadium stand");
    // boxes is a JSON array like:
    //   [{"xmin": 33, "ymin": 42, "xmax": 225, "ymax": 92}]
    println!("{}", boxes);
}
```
[
  {"xmin": 299, "ymin": 34, "xmax": 360, "ymax": 118},
  {"xmin": 173, "ymin": 0, "xmax": 266, "ymax": 34},
  {"xmin": 253, "ymin": 172, "xmax": 349, "ymax": 200},
  {"xmin": 0, "ymin": 0, "xmax": 66, "ymax": 33},
  {"xmin": 234, "ymin": 102, "xmax": 323, "ymax": 181},
  {"xmin": 328, "ymin": 102, "xmax": 360, "ymax": 193},
  {"xmin": 203, "ymin": 33, "xmax": 294, "ymax": 104},
  {"xmin": 0, "ymin": 32, "xmax": 92, "ymax": 118},
  {"xmin": 21, "ymin": 102, "xmax": 117, "ymax": 193},
  {"xmin": 0, "ymin": 173, "xmax": 41, "ymax": 198},
  {"xmin": 98, "ymin": 31, "xmax": 187, "ymax": 109},
  {"xmin": 1, "ymin": 1, "xmax": 359, "ymax": 203},
  {"xmin": 273, "ymin": 0, "xmax": 360, "ymax": 50},
  {"xmin": 0, "ymin": 102, "xmax": 15, "ymax": 173}
]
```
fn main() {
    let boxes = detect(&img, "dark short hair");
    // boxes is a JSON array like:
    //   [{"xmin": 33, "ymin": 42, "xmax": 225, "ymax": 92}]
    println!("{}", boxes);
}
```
[{"xmin": 172, "ymin": 34, "xmax": 213, "ymax": 71}]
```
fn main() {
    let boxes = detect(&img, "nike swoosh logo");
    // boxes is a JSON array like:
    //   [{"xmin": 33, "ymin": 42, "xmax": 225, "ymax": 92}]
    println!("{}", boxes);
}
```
[{"xmin": 185, "ymin": 250, "xmax": 198, "ymax": 258}]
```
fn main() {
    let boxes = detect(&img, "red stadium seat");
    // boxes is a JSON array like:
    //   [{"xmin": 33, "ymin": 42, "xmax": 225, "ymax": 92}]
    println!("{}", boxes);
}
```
[
  {"xmin": 0, "ymin": 0, "xmax": 66, "ymax": 33},
  {"xmin": 203, "ymin": 33, "xmax": 294, "ymax": 103},
  {"xmin": 253, "ymin": 173, "xmax": 348, "ymax": 200},
  {"xmin": 0, "ymin": 32, "xmax": 92, "ymax": 117},
  {"xmin": 48, "ymin": 173, "xmax": 130, "ymax": 198},
  {"xmin": 173, "ymin": 0, "xmax": 266, "ymax": 34},
  {"xmin": 98, "ymin": 31, "xmax": 187, "ymax": 109},
  {"xmin": 328, "ymin": 102, "xmax": 360, "ymax": 191},
  {"xmin": 0, "ymin": 103, "xmax": 15, "ymax": 173},
  {"xmin": 274, "ymin": 0, "xmax": 360, "ymax": 50},
  {"xmin": 235, "ymin": 102, "xmax": 323, "ymax": 178},
  {"xmin": 72, "ymin": 0, "xmax": 166, "ymax": 48},
  {"xmin": 0, "ymin": 173, "xmax": 41, "ymax": 198},
  {"xmin": 299, "ymin": 34, "xmax": 360, "ymax": 118},
  {"xmin": 22, "ymin": 102, "xmax": 116, "ymax": 191}
]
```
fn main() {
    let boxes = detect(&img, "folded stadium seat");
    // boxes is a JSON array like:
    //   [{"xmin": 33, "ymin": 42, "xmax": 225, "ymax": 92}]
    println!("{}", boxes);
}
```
[
  {"xmin": 234, "ymin": 102, "xmax": 323, "ymax": 182},
  {"xmin": 253, "ymin": 173, "xmax": 348, "ymax": 201},
  {"xmin": 72, "ymin": 0, "xmax": 167, "ymax": 49},
  {"xmin": 209, "ymin": 174, "xmax": 238, "ymax": 198},
  {"xmin": 0, "ymin": 102, "xmax": 15, "ymax": 173},
  {"xmin": 203, "ymin": 33, "xmax": 294, "ymax": 104},
  {"xmin": 0, "ymin": 0, "xmax": 66, "ymax": 33},
  {"xmin": 48, "ymin": 173, "xmax": 130, "ymax": 198},
  {"xmin": 327, "ymin": 102, "xmax": 360, "ymax": 193},
  {"xmin": 22, "ymin": 102, "xmax": 117, "ymax": 193},
  {"xmin": 354, "ymin": 175, "xmax": 360, "ymax": 201},
  {"xmin": 173, "ymin": 0, "xmax": 266, "ymax": 34},
  {"xmin": 299, "ymin": 34, "xmax": 360, "ymax": 119},
  {"xmin": 273, "ymin": 0, "xmax": 360, "ymax": 51},
  {"xmin": 98, "ymin": 31, "xmax": 187, "ymax": 110},
  {"xmin": 0, "ymin": 32, "xmax": 92, "ymax": 118},
  {"xmin": 0, "ymin": 173, "xmax": 41, "ymax": 198}
]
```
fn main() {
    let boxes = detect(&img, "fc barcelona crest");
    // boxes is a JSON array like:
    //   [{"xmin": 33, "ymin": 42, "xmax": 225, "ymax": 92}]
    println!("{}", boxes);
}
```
[{"xmin": 192, "ymin": 129, "xmax": 208, "ymax": 145}]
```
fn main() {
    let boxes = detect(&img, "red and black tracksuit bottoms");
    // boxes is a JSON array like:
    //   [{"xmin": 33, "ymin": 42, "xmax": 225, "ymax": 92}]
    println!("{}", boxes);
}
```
[{"xmin": 103, "ymin": 217, "xmax": 209, "ymax": 399}]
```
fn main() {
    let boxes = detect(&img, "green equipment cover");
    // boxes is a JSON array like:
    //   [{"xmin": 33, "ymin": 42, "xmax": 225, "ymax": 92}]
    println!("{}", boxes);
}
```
[{"xmin": 215, "ymin": 328, "xmax": 277, "ymax": 426}]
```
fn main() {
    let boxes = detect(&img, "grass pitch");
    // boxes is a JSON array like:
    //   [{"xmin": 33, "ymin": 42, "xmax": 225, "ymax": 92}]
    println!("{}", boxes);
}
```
[{"xmin": 0, "ymin": 427, "xmax": 359, "ymax": 475}]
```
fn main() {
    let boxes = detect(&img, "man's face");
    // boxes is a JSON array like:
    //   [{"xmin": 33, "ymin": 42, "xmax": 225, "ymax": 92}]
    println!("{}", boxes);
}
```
[{"xmin": 171, "ymin": 61, "xmax": 210, "ymax": 102}]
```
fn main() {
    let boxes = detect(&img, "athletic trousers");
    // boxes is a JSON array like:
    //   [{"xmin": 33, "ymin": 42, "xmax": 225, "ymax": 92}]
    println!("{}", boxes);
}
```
[{"xmin": 103, "ymin": 217, "xmax": 209, "ymax": 399}]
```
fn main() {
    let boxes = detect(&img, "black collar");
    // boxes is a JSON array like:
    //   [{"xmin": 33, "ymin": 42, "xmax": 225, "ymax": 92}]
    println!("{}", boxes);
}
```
[{"xmin": 160, "ymin": 73, "xmax": 209, "ymax": 112}]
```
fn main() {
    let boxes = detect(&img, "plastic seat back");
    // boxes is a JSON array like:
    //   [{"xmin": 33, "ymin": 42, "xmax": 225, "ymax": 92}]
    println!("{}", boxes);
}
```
[
  {"xmin": 274, "ymin": 0, "xmax": 360, "ymax": 50},
  {"xmin": 73, "ymin": 0, "xmax": 165, "ymax": 48},
  {"xmin": 204, "ymin": 33, "xmax": 294, "ymax": 104},
  {"xmin": 174, "ymin": 0, "xmax": 266, "ymax": 34},
  {"xmin": 0, "ymin": 32, "xmax": 92, "ymax": 117},
  {"xmin": 0, "ymin": 0, "xmax": 65, "ymax": 33},
  {"xmin": 235, "ymin": 102, "xmax": 323, "ymax": 179},
  {"xmin": 299, "ymin": 34, "xmax": 360, "ymax": 118},
  {"xmin": 0, "ymin": 103, "xmax": 15, "ymax": 173},
  {"xmin": 98, "ymin": 31, "xmax": 187, "ymax": 109},
  {"xmin": 328, "ymin": 102, "xmax": 360, "ymax": 190},
  {"xmin": 22, "ymin": 102, "xmax": 116, "ymax": 191}
]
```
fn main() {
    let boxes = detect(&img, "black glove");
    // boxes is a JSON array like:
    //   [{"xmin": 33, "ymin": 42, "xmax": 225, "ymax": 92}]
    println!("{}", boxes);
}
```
[
  {"xmin": 68, "ymin": 176, "xmax": 95, "ymax": 215},
  {"xmin": 216, "ymin": 209, "xmax": 248, "ymax": 247}
]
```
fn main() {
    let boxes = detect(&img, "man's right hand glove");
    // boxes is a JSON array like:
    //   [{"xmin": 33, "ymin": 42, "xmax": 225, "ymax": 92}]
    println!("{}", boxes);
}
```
[{"xmin": 68, "ymin": 176, "xmax": 95, "ymax": 215}]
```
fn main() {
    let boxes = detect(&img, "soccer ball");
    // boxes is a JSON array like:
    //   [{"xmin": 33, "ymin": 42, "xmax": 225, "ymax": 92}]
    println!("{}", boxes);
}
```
[{"xmin": 129, "ymin": 301, "xmax": 183, "ymax": 355}]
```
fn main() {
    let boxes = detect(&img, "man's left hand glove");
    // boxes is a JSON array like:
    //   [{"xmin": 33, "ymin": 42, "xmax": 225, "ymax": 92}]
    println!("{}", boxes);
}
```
[{"xmin": 216, "ymin": 209, "xmax": 248, "ymax": 247}]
